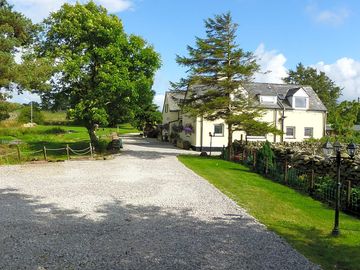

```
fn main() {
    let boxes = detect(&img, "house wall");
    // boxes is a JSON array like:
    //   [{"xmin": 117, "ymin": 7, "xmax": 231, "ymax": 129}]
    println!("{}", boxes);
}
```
[
  {"xmin": 280, "ymin": 110, "xmax": 325, "ymax": 142},
  {"xmin": 178, "ymin": 114, "xmax": 197, "ymax": 145},
  {"xmin": 183, "ymin": 109, "xmax": 325, "ymax": 150}
]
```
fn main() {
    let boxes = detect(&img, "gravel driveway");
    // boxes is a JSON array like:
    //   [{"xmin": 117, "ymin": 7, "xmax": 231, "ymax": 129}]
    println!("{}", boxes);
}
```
[{"xmin": 0, "ymin": 135, "xmax": 320, "ymax": 269}]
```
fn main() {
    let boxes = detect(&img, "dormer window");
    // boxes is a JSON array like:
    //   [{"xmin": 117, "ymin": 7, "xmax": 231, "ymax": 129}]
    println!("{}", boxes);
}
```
[
  {"xmin": 294, "ymin": 96, "xmax": 308, "ymax": 108},
  {"xmin": 259, "ymin": 95, "xmax": 277, "ymax": 104},
  {"xmin": 286, "ymin": 88, "xmax": 309, "ymax": 110}
]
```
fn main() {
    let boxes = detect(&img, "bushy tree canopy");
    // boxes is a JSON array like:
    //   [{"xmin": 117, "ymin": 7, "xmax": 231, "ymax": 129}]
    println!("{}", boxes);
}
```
[{"xmin": 36, "ymin": 1, "xmax": 161, "ymax": 144}]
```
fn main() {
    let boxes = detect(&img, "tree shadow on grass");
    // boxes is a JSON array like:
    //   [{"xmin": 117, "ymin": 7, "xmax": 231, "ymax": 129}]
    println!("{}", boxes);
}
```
[
  {"xmin": 0, "ymin": 188, "xmax": 320, "ymax": 270},
  {"xmin": 274, "ymin": 222, "xmax": 360, "ymax": 270}
]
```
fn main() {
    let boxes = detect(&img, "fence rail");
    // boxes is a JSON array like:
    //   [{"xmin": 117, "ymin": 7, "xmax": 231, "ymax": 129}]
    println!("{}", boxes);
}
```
[
  {"xmin": 230, "ymin": 148, "xmax": 360, "ymax": 217},
  {"xmin": 0, "ymin": 143, "xmax": 94, "ymax": 163}
]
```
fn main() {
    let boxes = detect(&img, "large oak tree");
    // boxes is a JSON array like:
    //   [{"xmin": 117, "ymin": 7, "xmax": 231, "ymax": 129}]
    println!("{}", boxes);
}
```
[{"xmin": 36, "ymin": 1, "xmax": 160, "ymax": 145}]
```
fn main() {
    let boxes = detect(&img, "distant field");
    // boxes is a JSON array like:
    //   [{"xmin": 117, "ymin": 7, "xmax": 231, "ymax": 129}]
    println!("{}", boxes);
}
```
[{"xmin": 42, "ymin": 110, "xmax": 69, "ymax": 124}]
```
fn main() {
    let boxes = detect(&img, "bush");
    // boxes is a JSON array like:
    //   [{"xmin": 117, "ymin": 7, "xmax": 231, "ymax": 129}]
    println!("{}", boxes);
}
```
[{"xmin": 17, "ymin": 106, "xmax": 44, "ymax": 124}]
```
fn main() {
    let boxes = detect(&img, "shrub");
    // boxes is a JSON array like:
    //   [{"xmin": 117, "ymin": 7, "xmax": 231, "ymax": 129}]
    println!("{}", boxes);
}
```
[{"xmin": 17, "ymin": 106, "xmax": 44, "ymax": 124}]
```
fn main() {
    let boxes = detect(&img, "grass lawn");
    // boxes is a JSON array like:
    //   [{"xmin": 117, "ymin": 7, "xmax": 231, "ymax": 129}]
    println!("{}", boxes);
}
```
[
  {"xmin": 0, "ymin": 123, "xmax": 139, "ymax": 164},
  {"xmin": 178, "ymin": 155, "xmax": 360, "ymax": 270}
]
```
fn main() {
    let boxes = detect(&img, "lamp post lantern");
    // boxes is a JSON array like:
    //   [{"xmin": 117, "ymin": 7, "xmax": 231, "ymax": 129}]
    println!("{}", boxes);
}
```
[
  {"xmin": 209, "ymin": 132, "xmax": 213, "ymax": 156},
  {"xmin": 322, "ymin": 140, "xmax": 357, "ymax": 236}
]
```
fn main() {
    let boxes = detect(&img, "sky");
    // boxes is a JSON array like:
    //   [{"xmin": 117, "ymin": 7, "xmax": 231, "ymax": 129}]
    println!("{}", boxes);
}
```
[{"xmin": 7, "ymin": 0, "xmax": 360, "ymax": 109}]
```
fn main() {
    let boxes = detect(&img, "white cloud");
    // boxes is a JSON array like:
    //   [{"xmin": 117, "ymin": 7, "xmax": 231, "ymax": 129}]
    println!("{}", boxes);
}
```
[
  {"xmin": 253, "ymin": 44, "xmax": 360, "ymax": 102},
  {"xmin": 9, "ymin": 91, "xmax": 41, "ymax": 104},
  {"xmin": 306, "ymin": 3, "xmax": 350, "ymax": 26},
  {"xmin": 9, "ymin": 0, "xmax": 133, "ymax": 23},
  {"xmin": 314, "ymin": 58, "xmax": 360, "ymax": 101},
  {"xmin": 253, "ymin": 43, "xmax": 287, "ymax": 84}
]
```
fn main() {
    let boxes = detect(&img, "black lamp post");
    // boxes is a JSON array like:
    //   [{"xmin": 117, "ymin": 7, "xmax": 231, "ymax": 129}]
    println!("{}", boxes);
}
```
[
  {"xmin": 322, "ymin": 140, "xmax": 357, "ymax": 236},
  {"xmin": 209, "ymin": 132, "xmax": 213, "ymax": 156}
]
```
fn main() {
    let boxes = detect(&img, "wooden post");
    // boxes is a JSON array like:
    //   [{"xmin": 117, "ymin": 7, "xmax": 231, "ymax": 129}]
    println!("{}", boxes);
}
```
[
  {"xmin": 253, "ymin": 150, "xmax": 256, "ymax": 169},
  {"xmin": 66, "ymin": 144, "xmax": 70, "ymax": 160},
  {"xmin": 43, "ymin": 146, "xmax": 47, "ymax": 161},
  {"xmin": 265, "ymin": 157, "xmax": 268, "ymax": 176},
  {"xmin": 16, "ymin": 145, "xmax": 21, "ymax": 162},
  {"xmin": 347, "ymin": 180, "xmax": 352, "ymax": 208},
  {"xmin": 310, "ymin": 168, "xmax": 315, "ymax": 194},
  {"xmin": 284, "ymin": 159, "xmax": 288, "ymax": 184},
  {"xmin": 89, "ymin": 142, "xmax": 93, "ymax": 158}
]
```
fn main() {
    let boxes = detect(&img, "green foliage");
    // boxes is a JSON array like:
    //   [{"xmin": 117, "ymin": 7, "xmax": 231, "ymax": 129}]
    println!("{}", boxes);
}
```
[
  {"xmin": 0, "ymin": 101, "xmax": 11, "ymax": 121},
  {"xmin": 179, "ymin": 155, "xmax": 360, "ymax": 270},
  {"xmin": 173, "ymin": 12, "xmax": 279, "ymax": 154},
  {"xmin": 257, "ymin": 141, "xmax": 275, "ymax": 168},
  {"xmin": 36, "ymin": 1, "xmax": 161, "ymax": 143},
  {"xmin": 284, "ymin": 63, "xmax": 341, "ymax": 116},
  {"xmin": 130, "ymin": 89, "xmax": 162, "ymax": 131},
  {"xmin": 329, "ymin": 100, "xmax": 360, "ymax": 138},
  {"xmin": 17, "ymin": 105, "xmax": 44, "ymax": 124},
  {"xmin": 0, "ymin": 0, "xmax": 52, "ymax": 93}
]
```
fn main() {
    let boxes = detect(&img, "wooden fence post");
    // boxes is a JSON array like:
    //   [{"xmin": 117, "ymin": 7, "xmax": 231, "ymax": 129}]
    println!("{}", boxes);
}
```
[
  {"xmin": 89, "ymin": 142, "xmax": 93, "ymax": 158},
  {"xmin": 43, "ymin": 146, "xmax": 47, "ymax": 161},
  {"xmin": 284, "ymin": 159, "xmax": 288, "ymax": 184},
  {"xmin": 66, "ymin": 144, "xmax": 70, "ymax": 160},
  {"xmin": 310, "ymin": 168, "xmax": 315, "ymax": 194},
  {"xmin": 253, "ymin": 150, "xmax": 256, "ymax": 169},
  {"xmin": 16, "ymin": 145, "xmax": 21, "ymax": 162},
  {"xmin": 265, "ymin": 157, "xmax": 268, "ymax": 176},
  {"xmin": 347, "ymin": 180, "xmax": 352, "ymax": 208}
]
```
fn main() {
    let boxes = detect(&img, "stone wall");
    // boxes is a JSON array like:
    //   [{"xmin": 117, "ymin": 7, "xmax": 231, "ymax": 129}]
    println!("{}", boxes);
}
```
[{"xmin": 234, "ymin": 141, "xmax": 360, "ymax": 186}]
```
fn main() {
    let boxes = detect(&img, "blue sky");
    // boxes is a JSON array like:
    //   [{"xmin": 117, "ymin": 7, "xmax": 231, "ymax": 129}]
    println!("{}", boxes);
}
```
[{"xmin": 8, "ymin": 0, "xmax": 360, "ymax": 108}]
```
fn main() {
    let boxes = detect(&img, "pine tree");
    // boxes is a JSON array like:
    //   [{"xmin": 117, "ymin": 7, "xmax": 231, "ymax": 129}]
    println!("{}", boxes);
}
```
[{"xmin": 173, "ymin": 12, "xmax": 279, "ymax": 158}]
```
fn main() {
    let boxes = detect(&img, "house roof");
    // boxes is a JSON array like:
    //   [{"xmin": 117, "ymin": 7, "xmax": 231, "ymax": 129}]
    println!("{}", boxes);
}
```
[
  {"xmin": 164, "ymin": 91, "xmax": 186, "ymax": 111},
  {"xmin": 165, "ymin": 82, "xmax": 327, "ymax": 112},
  {"xmin": 243, "ymin": 83, "xmax": 327, "ymax": 111}
]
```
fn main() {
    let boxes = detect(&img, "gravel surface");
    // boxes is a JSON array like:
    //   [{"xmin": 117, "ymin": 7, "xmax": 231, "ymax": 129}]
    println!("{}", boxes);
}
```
[{"xmin": 0, "ymin": 135, "xmax": 320, "ymax": 269}]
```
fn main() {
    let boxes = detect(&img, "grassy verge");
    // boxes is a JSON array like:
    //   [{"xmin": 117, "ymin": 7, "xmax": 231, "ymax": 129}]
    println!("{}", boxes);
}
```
[
  {"xmin": 178, "ymin": 155, "xmax": 360, "ymax": 270},
  {"xmin": 0, "ymin": 123, "xmax": 139, "ymax": 164}
]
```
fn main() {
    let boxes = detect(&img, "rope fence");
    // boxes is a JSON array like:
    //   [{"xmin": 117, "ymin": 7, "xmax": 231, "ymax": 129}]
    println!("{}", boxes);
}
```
[{"xmin": 0, "ymin": 143, "xmax": 94, "ymax": 162}]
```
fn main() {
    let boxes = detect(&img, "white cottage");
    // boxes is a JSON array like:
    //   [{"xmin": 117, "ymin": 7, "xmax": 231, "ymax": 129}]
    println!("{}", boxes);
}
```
[{"xmin": 162, "ymin": 83, "xmax": 327, "ymax": 151}]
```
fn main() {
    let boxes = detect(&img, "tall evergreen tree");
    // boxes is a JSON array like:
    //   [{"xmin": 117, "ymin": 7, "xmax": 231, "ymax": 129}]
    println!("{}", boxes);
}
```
[
  {"xmin": 284, "ymin": 63, "xmax": 341, "ymax": 116},
  {"xmin": 173, "ymin": 12, "xmax": 279, "ymax": 158}
]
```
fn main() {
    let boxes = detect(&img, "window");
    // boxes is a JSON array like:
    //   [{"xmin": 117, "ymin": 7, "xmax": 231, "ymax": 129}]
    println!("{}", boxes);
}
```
[
  {"xmin": 304, "ymin": 127, "xmax": 313, "ymax": 137},
  {"xmin": 294, "ymin": 97, "xmax": 307, "ymax": 108},
  {"xmin": 165, "ymin": 104, "xmax": 169, "ymax": 113},
  {"xmin": 259, "ymin": 95, "xmax": 277, "ymax": 104},
  {"xmin": 286, "ymin": 126, "xmax": 295, "ymax": 138},
  {"xmin": 214, "ymin": 124, "xmax": 224, "ymax": 136}
]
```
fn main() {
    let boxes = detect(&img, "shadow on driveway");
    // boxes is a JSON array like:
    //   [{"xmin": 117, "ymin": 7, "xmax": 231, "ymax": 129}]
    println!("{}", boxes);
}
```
[{"xmin": 0, "ymin": 188, "xmax": 318, "ymax": 269}]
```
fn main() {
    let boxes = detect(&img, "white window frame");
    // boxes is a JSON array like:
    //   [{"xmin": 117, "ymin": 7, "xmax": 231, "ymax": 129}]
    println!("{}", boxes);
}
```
[
  {"xmin": 259, "ymin": 95, "xmax": 277, "ymax": 104},
  {"xmin": 293, "ymin": 96, "xmax": 308, "ymax": 109},
  {"xmin": 213, "ymin": 124, "xmax": 224, "ymax": 137},
  {"xmin": 304, "ymin": 127, "xmax": 313, "ymax": 138},
  {"xmin": 286, "ymin": 126, "xmax": 296, "ymax": 138}
]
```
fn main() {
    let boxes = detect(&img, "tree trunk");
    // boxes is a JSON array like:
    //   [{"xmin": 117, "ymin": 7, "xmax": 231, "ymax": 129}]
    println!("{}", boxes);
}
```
[
  {"xmin": 227, "ymin": 123, "xmax": 233, "ymax": 160},
  {"xmin": 87, "ymin": 126, "xmax": 99, "ymax": 149}
]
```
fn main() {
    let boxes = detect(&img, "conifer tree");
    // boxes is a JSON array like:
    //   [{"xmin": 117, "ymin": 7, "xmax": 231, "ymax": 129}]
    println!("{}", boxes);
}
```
[{"xmin": 173, "ymin": 12, "xmax": 279, "ymax": 158}]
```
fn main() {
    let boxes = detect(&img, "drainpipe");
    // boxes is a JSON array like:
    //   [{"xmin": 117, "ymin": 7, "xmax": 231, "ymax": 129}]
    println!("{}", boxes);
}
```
[
  {"xmin": 278, "ymin": 100, "xmax": 286, "ymax": 143},
  {"xmin": 200, "ymin": 116, "xmax": 204, "ymax": 151}
]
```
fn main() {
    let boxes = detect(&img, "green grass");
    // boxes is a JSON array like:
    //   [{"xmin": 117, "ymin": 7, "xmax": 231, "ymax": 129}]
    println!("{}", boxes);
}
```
[
  {"xmin": 0, "ymin": 123, "xmax": 139, "ymax": 163},
  {"xmin": 178, "ymin": 155, "xmax": 360, "ymax": 270}
]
